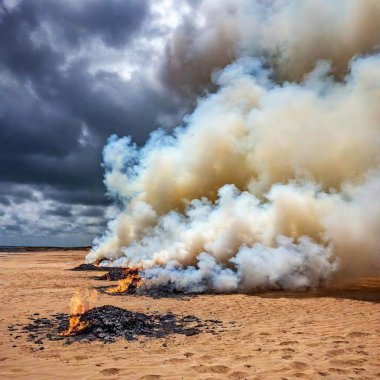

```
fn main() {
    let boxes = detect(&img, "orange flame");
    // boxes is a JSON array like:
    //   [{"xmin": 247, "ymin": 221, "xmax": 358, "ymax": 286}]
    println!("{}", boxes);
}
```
[
  {"xmin": 93, "ymin": 258, "xmax": 103, "ymax": 267},
  {"xmin": 61, "ymin": 289, "xmax": 97, "ymax": 336},
  {"xmin": 106, "ymin": 267, "xmax": 143, "ymax": 294}
]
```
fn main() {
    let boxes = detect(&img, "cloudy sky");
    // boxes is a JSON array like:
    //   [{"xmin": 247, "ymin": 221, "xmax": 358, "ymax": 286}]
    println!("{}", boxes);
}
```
[{"xmin": 0, "ymin": 0, "xmax": 199, "ymax": 246}]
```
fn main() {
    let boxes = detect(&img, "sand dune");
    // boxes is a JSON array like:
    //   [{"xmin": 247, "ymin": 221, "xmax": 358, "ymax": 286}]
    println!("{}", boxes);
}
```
[{"xmin": 0, "ymin": 250, "xmax": 379, "ymax": 379}]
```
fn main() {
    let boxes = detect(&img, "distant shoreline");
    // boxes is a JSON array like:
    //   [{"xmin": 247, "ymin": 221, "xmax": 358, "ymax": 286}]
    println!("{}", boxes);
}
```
[{"xmin": 0, "ymin": 246, "xmax": 91, "ymax": 253}]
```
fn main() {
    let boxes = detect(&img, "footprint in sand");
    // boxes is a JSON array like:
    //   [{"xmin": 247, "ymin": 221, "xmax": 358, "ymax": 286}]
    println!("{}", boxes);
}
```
[
  {"xmin": 326, "ymin": 349, "xmax": 345, "ymax": 357},
  {"xmin": 291, "ymin": 361, "xmax": 309, "ymax": 370},
  {"xmin": 74, "ymin": 355, "xmax": 89, "ymax": 360},
  {"xmin": 191, "ymin": 364, "xmax": 230, "ymax": 374},
  {"xmin": 347, "ymin": 331, "xmax": 370, "ymax": 338},
  {"xmin": 165, "ymin": 358, "xmax": 187, "ymax": 364},
  {"xmin": 281, "ymin": 348, "xmax": 295, "ymax": 353},
  {"xmin": 200, "ymin": 354, "xmax": 214, "ymax": 361},
  {"xmin": 100, "ymin": 368, "xmax": 121, "ymax": 376},
  {"xmin": 353, "ymin": 368, "xmax": 366, "ymax": 374},
  {"xmin": 269, "ymin": 348, "xmax": 295, "ymax": 355},
  {"xmin": 332, "ymin": 340, "xmax": 349, "ymax": 344},
  {"xmin": 330, "ymin": 359, "xmax": 367, "ymax": 367},
  {"xmin": 234, "ymin": 354, "xmax": 253, "ymax": 361},
  {"xmin": 228, "ymin": 371, "xmax": 249, "ymax": 380},
  {"xmin": 328, "ymin": 367, "xmax": 349, "ymax": 375},
  {"xmin": 279, "ymin": 340, "xmax": 299, "ymax": 346}
]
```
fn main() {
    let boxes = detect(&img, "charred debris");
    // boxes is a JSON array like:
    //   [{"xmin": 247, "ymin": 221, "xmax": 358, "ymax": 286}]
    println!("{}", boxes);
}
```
[{"xmin": 13, "ymin": 306, "xmax": 222, "ymax": 346}]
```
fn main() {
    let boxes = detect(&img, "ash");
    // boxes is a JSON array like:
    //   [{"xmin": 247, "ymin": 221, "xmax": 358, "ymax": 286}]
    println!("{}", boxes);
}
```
[
  {"xmin": 137, "ymin": 284, "xmax": 201, "ymax": 299},
  {"xmin": 16, "ymin": 306, "xmax": 222, "ymax": 345},
  {"xmin": 70, "ymin": 263, "xmax": 105, "ymax": 271},
  {"xmin": 70, "ymin": 264, "xmax": 104, "ymax": 271},
  {"xmin": 95, "ymin": 283, "xmax": 199, "ymax": 300},
  {"xmin": 70, "ymin": 264, "xmax": 128, "ymax": 281},
  {"xmin": 94, "ymin": 268, "xmax": 127, "ymax": 281}
]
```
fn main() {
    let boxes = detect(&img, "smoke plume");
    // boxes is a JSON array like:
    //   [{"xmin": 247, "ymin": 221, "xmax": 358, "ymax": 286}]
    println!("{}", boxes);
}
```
[
  {"xmin": 86, "ymin": 0, "xmax": 380, "ymax": 292},
  {"xmin": 162, "ymin": 0, "xmax": 380, "ymax": 96}
]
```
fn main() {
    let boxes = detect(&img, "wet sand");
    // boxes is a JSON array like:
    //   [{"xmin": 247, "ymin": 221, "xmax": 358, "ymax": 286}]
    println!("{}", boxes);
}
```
[{"xmin": 0, "ymin": 250, "xmax": 379, "ymax": 380}]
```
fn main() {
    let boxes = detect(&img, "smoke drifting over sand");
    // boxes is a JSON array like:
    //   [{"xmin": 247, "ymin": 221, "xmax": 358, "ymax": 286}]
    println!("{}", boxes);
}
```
[{"xmin": 86, "ymin": 0, "xmax": 380, "ymax": 292}]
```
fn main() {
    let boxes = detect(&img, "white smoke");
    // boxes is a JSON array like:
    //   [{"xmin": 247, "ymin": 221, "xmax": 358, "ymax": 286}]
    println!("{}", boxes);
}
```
[
  {"xmin": 162, "ymin": 0, "xmax": 380, "ymax": 95},
  {"xmin": 142, "ymin": 233, "xmax": 336, "ymax": 293},
  {"xmin": 86, "ymin": 1, "xmax": 380, "ymax": 292}
]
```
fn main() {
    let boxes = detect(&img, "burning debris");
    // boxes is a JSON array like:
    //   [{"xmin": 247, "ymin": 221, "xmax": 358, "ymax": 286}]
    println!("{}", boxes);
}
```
[
  {"xmin": 16, "ymin": 306, "xmax": 221, "ymax": 345},
  {"xmin": 70, "ymin": 264, "xmax": 195, "ymax": 298},
  {"xmin": 11, "ymin": 287, "xmax": 221, "ymax": 346},
  {"xmin": 70, "ymin": 263, "xmax": 127, "ymax": 280},
  {"xmin": 59, "ymin": 289, "xmax": 97, "ymax": 336},
  {"xmin": 70, "ymin": 258, "xmax": 105, "ymax": 271},
  {"xmin": 93, "ymin": 268, "xmax": 198, "ymax": 298},
  {"xmin": 70, "ymin": 263, "xmax": 102, "ymax": 271},
  {"xmin": 60, "ymin": 306, "xmax": 206, "ymax": 342},
  {"xmin": 95, "ymin": 268, "xmax": 126, "ymax": 281},
  {"xmin": 70, "ymin": 263, "xmax": 142, "ymax": 293},
  {"xmin": 105, "ymin": 267, "xmax": 143, "ymax": 294}
]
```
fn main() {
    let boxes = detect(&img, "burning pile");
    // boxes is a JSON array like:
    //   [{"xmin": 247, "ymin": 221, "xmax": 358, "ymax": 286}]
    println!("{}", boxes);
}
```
[
  {"xmin": 59, "ymin": 305, "xmax": 206, "ymax": 343},
  {"xmin": 105, "ymin": 267, "xmax": 143, "ymax": 294},
  {"xmin": 70, "ymin": 259, "xmax": 104, "ymax": 272},
  {"xmin": 61, "ymin": 289, "xmax": 96, "ymax": 336},
  {"xmin": 70, "ymin": 263, "xmax": 101, "ymax": 271},
  {"xmin": 18, "ymin": 288, "xmax": 218, "ymax": 345},
  {"xmin": 19, "ymin": 306, "xmax": 220, "ymax": 345},
  {"xmin": 96, "ymin": 268, "xmax": 126, "ymax": 281},
  {"xmin": 70, "ymin": 264, "xmax": 195, "ymax": 298},
  {"xmin": 70, "ymin": 264, "xmax": 143, "ymax": 294}
]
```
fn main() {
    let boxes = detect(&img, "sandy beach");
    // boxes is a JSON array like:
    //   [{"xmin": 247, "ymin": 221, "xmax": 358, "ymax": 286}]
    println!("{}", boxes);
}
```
[{"xmin": 0, "ymin": 250, "xmax": 379, "ymax": 380}]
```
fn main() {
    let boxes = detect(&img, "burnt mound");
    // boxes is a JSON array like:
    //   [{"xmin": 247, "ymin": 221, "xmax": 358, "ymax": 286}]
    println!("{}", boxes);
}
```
[
  {"xmin": 70, "ymin": 263, "xmax": 105, "ymax": 271},
  {"xmin": 16, "ymin": 305, "xmax": 222, "ymax": 345},
  {"xmin": 94, "ymin": 268, "xmax": 126, "ymax": 281}
]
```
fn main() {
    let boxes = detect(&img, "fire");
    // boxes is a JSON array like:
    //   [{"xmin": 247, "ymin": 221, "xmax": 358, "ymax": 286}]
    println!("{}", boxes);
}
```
[
  {"xmin": 61, "ymin": 289, "xmax": 96, "ymax": 336},
  {"xmin": 93, "ymin": 258, "xmax": 103, "ymax": 266},
  {"xmin": 62, "ymin": 315, "xmax": 89, "ymax": 336},
  {"xmin": 106, "ymin": 267, "xmax": 143, "ymax": 294}
]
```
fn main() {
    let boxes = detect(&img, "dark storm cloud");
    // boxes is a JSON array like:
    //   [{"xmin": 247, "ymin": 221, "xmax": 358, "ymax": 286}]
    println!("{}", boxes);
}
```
[
  {"xmin": 0, "ymin": 0, "xmax": 187, "ymax": 245},
  {"xmin": 44, "ymin": 188, "xmax": 111, "ymax": 207},
  {"xmin": 0, "ymin": 0, "xmax": 149, "ymax": 78},
  {"xmin": 45, "ymin": 204, "xmax": 73, "ymax": 218},
  {"xmin": 0, "ymin": 183, "xmax": 39, "ymax": 208},
  {"xmin": 0, "ymin": 186, "xmax": 108, "ymax": 245},
  {"xmin": 0, "ymin": 196, "xmax": 11, "ymax": 206},
  {"xmin": 77, "ymin": 206, "xmax": 105, "ymax": 218},
  {"xmin": 3, "ymin": 224, "xmax": 22, "ymax": 232},
  {"xmin": 46, "ymin": 0, "xmax": 149, "ymax": 48}
]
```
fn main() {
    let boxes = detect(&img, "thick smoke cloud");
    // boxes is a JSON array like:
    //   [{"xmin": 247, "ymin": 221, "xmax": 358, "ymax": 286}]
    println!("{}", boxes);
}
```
[
  {"xmin": 162, "ymin": 0, "xmax": 380, "ymax": 96},
  {"xmin": 88, "ymin": 0, "xmax": 380, "ymax": 292}
]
